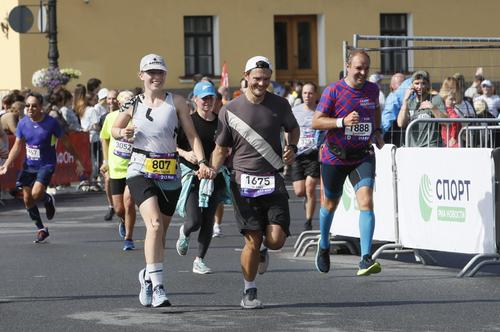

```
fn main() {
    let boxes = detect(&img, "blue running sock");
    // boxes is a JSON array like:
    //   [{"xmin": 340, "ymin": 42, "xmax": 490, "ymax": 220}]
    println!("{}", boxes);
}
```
[
  {"xmin": 319, "ymin": 207, "xmax": 334, "ymax": 249},
  {"xmin": 27, "ymin": 206, "xmax": 44, "ymax": 229},
  {"xmin": 359, "ymin": 210, "xmax": 375, "ymax": 257}
]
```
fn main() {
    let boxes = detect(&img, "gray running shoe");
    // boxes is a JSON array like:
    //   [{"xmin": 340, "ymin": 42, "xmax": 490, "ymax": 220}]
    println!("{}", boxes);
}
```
[
  {"xmin": 138, "ymin": 268, "xmax": 153, "ymax": 307},
  {"xmin": 176, "ymin": 225, "xmax": 189, "ymax": 256},
  {"xmin": 152, "ymin": 285, "xmax": 171, "ymax": 308},
  {"xmin": 193, "ymin": 258, "xmax": 212, "ymax": 274},
  {"xmin": 240, "ymin": 288, "xmax": 263, "ymax": 309},
  {"xmin": 257, "ymin": 248, "xmax": 269, "ymax": 275}
]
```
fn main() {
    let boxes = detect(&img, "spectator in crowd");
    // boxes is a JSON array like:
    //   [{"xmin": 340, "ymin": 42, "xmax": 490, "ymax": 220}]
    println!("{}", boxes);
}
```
[
  {"xmin": 57, "ymin": 88, "xmax": 80, "ymax": 132},
  {"xmin": 397, "ymin": 70, "xmax": 447, "ymax": 147},
  {"xmin": 75, "ymin": 85, "xmax": 101, "ymax": 191},
  {"xmin": 439, "ymin": 77, "xmax": 461, "ymax": 147},
  {"xmin": 381, "ymin": 73, "xmax": 406, "ymax": 145},
  {"xmin": 87, "ymin": 78, "xmax": 102, "ymax": 96},
  {"xmin": 464, "ymin": 74, "xmax": 484, "ymax": 100},
  {"xmin": 233, "ymin": 78, "xmax": 247, "ymax": 99},
  {"xmin": 94, "ymin": 88, "xmax": 109, "ymax": 118},
  {"xmin": 1, "ymin": 101, "xmax": 23, "ymax": 135},
  {"xmin": 218, "ymin": 86, "xmax": 231, "ymax": 105},
  {"xmin": 452, "ymin": 73, "xmax": 476, "ymax": 118},
  {"xmin": 369, "ymin": 72, "xmax": 386, "ymax": 110},
  {"xmin": 47, "ymin": 89, "xmax": 71, "ymax": 132},
  {"xmin": 0, "ymin": 124, "xmax": 8, "ymax": 161},
  {"xmin": 474, "ymin": 80, "xmax": 500, "ymax": 118},
  {"xmin": 1, "ymin": 93, "xmax": 16, "ymax": 116}
]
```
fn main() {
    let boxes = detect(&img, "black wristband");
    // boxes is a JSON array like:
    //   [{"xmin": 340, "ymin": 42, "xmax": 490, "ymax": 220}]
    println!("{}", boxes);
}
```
[
  {"xmin": 287, "ymin": 144, "xmax": 298, "ymax": 154},
  {"xmin": 197, "ymin": 159, "xmax": 208, "ymax": 166}
]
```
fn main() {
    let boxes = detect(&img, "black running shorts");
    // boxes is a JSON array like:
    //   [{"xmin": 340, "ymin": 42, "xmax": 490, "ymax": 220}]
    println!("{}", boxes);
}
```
[
  {"xmin": 290, "ymin": 150, "xmax": 320, "ymax": 182},
  {"xmin": 127, "ymin": 175, "xmax": 181, "ymax": 216},
  {"xmin": 109, "ymin": 178, "xmax": 127, "ymax": 196},
  {"xmin": 229, "ymin": 174, "xmax": 291, "ymax": 236}
]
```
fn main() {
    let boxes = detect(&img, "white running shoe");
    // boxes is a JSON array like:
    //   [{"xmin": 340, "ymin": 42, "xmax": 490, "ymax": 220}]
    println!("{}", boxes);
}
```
[
  {"xmin": 152, "ymin": 285, "xmax": 171, "ymax": 307},
  {"xmin": 193, "ymin": 258, "xmax": 212, "ymax": 274},
  {"xmin": 212, "ymin": 224, "xmax": 223, "ymax": 237},
  {"xmin": 240, "ymin": 288, "xmax": 263, "ymax": 309},
  {"xmin": 176, "ymin": 225, "xmax": 189, "ymax": 256},
  {"xmin": 138, "ymin": 268, "xmax": 153, "ymax": 306}
]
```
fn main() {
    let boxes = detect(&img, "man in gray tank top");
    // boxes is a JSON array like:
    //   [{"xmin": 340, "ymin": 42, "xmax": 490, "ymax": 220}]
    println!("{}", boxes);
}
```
[{"xmin": 210, "ymin": 56, "xmax": 300, "ymax": 309}]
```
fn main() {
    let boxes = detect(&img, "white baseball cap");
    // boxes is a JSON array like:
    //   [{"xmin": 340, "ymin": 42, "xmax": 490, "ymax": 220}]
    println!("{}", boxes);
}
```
[
  {"xmin": 481, "ymin": 79, "xmax": 493, "ymax": 87},
  {"xmin": 139, "ymin": 54, "xmax": 167, "ymax": 72},
  {"xmin": 244, "ymin": 56, "xmax": 272, "ymax": 73},
  {"xmin": 97, "ymin": 88, "xmax": 109, "ymax": 101}
]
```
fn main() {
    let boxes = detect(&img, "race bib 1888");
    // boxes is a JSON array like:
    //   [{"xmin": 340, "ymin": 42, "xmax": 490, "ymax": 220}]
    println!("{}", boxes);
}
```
[{"xmin": 345, "ymin": 122, "xmax": 372, "ymax": 137}]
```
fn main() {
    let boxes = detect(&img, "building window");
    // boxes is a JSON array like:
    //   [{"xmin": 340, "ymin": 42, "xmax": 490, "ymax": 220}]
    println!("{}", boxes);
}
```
[
  {"xmin": 380, "ymin": 14, "xmax": 408, "ymax": 74},
  {"xmin": 184, "ymin": 16, "xmax": 213, "ymax": 76}
]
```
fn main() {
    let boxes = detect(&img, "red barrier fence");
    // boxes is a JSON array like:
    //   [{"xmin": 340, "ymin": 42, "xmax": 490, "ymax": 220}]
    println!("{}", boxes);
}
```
[{"xmin": 0, "ymin": 132, "xmax": 92, "ymax": 190}]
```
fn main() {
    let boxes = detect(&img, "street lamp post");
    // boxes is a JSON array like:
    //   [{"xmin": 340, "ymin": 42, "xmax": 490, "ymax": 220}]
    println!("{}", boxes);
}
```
[{"xmin": 47, "ymin": 0, "xmax": 59, "ymax": 68}]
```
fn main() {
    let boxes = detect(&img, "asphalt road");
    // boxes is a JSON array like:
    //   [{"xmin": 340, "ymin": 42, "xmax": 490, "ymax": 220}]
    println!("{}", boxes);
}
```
[{"xmin": 1, "ymin": 189, "xmax": 500, "ymax": 331}]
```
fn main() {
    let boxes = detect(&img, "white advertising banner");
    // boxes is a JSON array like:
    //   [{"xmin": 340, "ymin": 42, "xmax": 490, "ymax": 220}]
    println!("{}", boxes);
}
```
[
  {"xmin": 397, "ymin": 148, "xmax": 496, "ymax": 254},
  {"xmin": 330, "ymin": 144, "xmax": 397, "ymax": 242}
]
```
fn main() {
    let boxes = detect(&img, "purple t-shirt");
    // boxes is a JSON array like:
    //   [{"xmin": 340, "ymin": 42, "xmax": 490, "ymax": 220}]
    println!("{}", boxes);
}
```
[
  {"xmin": 316, "ymin": 80, "xmax": 379, "ymax": 165},
  {"xmin": 16, "ymin": 114, "xmax": 63, "ymax": 168}
]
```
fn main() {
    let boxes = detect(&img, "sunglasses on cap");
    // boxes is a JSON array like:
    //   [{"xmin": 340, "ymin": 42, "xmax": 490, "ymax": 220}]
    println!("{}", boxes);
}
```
[{"xmin": 255, "ymin": 60, "xmax": 270, "ymax": 69}]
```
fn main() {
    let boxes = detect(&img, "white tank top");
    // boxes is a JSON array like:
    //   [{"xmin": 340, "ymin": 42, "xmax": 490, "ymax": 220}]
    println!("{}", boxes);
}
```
[
  {"xmin": 127, "ymin": 93, "xmax": 181, "ymax": 183},
  {"xmin": 132, "ymin": 93, "xmax": 178, "ymax": 153}
]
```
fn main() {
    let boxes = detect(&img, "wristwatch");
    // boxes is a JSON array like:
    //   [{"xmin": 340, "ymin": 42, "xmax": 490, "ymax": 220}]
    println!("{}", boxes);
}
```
[{"xmin": 197, "ymin": 159, "xmax": 208, "ymax": 166}]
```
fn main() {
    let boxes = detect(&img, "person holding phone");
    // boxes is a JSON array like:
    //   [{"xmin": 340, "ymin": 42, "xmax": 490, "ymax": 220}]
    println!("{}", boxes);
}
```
[{"xmin": 397, "ymin": 71, "xmax": 447, "ymax": 147}]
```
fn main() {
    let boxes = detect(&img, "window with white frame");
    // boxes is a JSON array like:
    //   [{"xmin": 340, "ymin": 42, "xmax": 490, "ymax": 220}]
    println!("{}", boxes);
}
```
[
  {"xmin": 184, "ymin": 16, "xmax": 214, "ymax": 76},
  {"xmin": 380, "ymin": 14, "xmax": 408, "ymax": 74}
]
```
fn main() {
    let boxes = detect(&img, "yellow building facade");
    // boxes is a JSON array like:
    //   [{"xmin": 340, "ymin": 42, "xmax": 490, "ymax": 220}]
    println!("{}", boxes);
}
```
[{"xmin": 0, "ymin": 0, "xmax": 499, "ymax": 92}]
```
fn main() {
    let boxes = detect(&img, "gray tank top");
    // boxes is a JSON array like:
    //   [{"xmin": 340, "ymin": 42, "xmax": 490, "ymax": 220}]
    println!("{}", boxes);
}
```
[{"xmin": 127, "ymin": 93, "xmax": 181, "ymax": 185}]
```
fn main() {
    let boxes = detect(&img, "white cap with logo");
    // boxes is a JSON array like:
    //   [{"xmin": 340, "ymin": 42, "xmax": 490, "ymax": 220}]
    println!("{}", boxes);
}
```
[
  {"xmin": 244, "ymin": 56, "xmax": 272, "ymax": 73},
  {"xmin": 140, "ymin": 54, "xmax": 167, "ymax": 72}
]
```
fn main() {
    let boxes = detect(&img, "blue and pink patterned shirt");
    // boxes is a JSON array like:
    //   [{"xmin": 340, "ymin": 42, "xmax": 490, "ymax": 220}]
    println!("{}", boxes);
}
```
[{"xmin": 316, "ymin": 79, "xmax": 379, "ymax": 165}]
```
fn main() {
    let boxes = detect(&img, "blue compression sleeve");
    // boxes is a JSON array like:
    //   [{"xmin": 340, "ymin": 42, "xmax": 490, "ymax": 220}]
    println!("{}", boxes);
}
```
[
  {"xmin": 319, "ymin": 207, "xmax": 334, "ymax": 249},
  {"xmin": 359, "ymin": 210, "xmax": 375, "ymax": 257}
]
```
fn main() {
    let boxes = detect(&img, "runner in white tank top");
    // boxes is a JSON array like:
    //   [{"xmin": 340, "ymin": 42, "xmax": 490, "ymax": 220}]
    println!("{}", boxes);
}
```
[{"xmin": 111, "ymin": 54, "xmax": 214, "ymax": 308}]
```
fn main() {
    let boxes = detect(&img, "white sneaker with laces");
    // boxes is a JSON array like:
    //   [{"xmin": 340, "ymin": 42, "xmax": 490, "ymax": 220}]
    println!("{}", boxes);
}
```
[
  {"xmin": 193, "ymin": 258, "xmax": 212, "ymax": 274},
  {"xmin": 152, "ymin": 285, "xmax": 171, "ymax": 307},
  {"xmin": 212, "ymin": 224, "xmax": 223, "ymax": 237},
  {"xmin": 138, "ymin": 268, "xmax": 153, "ymax": 306},
  {"xmin": 176, "ymin": 225, "xmax": 189, "ymax": 256}
]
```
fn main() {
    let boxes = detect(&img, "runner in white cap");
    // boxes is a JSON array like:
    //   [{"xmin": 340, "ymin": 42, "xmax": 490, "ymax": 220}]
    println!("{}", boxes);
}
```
[
  {"xmin": 112, "ymin": 54, "xmax": 213, "ymax": 308},
  {"xmin": 210, "ymin": 55, "xmax": 300, "ymax": 309}
]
